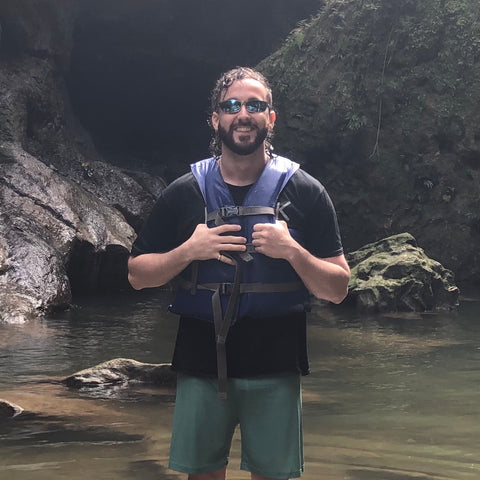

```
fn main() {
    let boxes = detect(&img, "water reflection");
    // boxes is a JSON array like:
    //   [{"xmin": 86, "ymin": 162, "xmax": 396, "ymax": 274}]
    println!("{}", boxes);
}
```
[{"xmin": 1, "ymin": 289, "xmax": 479, "ymax": 479}]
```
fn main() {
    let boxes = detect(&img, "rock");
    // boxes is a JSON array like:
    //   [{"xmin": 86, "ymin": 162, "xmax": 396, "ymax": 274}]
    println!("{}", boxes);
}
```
[
  {"xmin": 346, "ymin": 233, "xmax": 460, "ymax": 313},
  {"xmin": 64, "ymin": 358, "xmax": 176, "ymax": 389},
  {"xmin": 0, "ymin": 399, "xmax": 24, "ymax": 419},
  {"xmin": 0, "ymin": 0, "xmax": 77, "ymax": 66},
  {"xmin": 0, "ymin": 2, "xmax": 165, "ymax": 323},
  {"xmin": 0, "ymin": 143, "xmax": 137, "ymax": 323}
]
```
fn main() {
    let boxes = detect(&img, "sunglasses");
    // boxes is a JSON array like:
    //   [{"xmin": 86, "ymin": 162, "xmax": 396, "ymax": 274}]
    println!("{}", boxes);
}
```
[{"xmin": 218, "ymin": 99, "xmax": 270, "ymax": 114}]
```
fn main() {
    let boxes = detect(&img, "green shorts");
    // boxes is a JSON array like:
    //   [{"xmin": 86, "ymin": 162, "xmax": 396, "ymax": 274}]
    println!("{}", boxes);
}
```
[{"xmin": 168, "ymin": 373, "xmax": 303, "ymax": 479}]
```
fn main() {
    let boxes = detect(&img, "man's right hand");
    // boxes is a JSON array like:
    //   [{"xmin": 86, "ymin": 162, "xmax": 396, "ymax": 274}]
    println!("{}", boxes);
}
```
[
  {"xmin": 128, "ymin": 224, "xmax": 247, "ymax": 290},
  {"xmin": 184, "ymin": 224, "xmax": 247, "ymax": 265}
]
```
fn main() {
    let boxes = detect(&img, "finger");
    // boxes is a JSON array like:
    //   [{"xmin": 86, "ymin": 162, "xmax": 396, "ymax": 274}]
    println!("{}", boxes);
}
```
[
  {"xmin": 252, "ymin": 222, "xmax": 275, "ymax": 232},
  {"xmin": 217, "ymin": 252, "xmax": 237, "ymax": 265},
  {"xmin": 218, "ymin": 235, "xmax": 247, "ymax": 244},
  {"xmin": 220, "ymin": 243, "xmax": 247, "ymax": 252},
  {"xmin": 219, "ymin": 255, "xmax": 235, "ymax": 266},
  {"xmin": 276, "ymin": 220, "xmax": 290, "ymax": 233},
  {"xmin": 211, "ymin": 224, "xmax": 243, "ymax": 234}
]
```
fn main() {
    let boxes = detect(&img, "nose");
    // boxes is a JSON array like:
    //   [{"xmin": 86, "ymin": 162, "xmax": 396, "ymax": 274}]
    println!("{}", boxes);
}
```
[{"xmin": 236, "ymin": 104, "xmax": 251, "ymax": 117}]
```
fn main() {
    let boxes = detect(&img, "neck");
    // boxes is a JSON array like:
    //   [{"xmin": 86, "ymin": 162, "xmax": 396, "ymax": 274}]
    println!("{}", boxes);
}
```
[{"xmin": 218, "ymin": 148, "xmax": 269, "ymax": 186}]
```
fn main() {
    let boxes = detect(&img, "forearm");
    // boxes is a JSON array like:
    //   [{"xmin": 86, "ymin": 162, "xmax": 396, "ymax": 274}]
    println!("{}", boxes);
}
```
[
  {"xmin": 286, "ymin": 243, "xmax": 350, "ymax": 304},
  {"xmin": 252, "ymin": 221, "xmax": 350, "ymax": 303},
  {"xmin": 128, "ymin": 243, "xmax": 193, "ymax": 290},
  {"xmin": 128, "ymin": 223, "xmax": 247, "ymax": 290}
]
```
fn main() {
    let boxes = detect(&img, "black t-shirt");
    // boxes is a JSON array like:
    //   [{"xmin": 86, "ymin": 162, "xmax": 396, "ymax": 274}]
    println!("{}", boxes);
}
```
[{"xmin": 131, "ymin": 160, "xmax": 344, "ymax": 378}]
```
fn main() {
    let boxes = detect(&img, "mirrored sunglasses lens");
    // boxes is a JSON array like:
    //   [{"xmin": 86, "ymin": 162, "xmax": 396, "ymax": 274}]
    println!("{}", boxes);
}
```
[
  {"xmin": 219, "ymin": 100, "xmax": 268, "ymax": 113},
  {"xmin": 220, "ymin": 100, "xmax": 241, "ymax": 113},
  {"xmin": 246, "ymin": 101, "xmax": 268, "ymax": 112}
]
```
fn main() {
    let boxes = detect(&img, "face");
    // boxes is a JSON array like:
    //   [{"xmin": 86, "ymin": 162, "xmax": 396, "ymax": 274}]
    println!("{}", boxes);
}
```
[{"xmin": 211, "ymin": 78, "xmax": 276, "ymax": 157}]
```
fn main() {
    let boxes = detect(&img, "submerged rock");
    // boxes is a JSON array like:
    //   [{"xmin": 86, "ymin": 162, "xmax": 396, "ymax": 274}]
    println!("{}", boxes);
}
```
[
  {"xmin": 0, "ymin": 399, "xmax": 24, "ymax": 419},
  {"xmin": 346, "ymin": 233, "xmax": 460, "ymax": 313},
  {"xmin": 64, "ymin": 358, "xmax": 176, "ymax": 389}
]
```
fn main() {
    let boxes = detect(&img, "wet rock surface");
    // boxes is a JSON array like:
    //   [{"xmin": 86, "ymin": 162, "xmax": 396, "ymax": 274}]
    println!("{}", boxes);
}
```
[
  {"xmin": 0, "ymin": 1, "xmax": 165, "ymax": 323},
  {"xmin": 346, "ymin": 233, "xmax": 460, "ymax": 313},
  {"xmin": 0, "ymin": 142, "xmax": 140, "ymax": 323},
  {"xmin": 0, "ymin": 398, "xmax": 24, "ymax": 419},
  {"xmin": 64, "ymin": 358, "xmax": 176, "ymax": 390}
]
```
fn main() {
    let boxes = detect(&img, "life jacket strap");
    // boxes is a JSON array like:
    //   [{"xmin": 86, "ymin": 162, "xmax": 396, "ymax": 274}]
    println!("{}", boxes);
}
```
[
  {"xmin": 189, "ymin": 261, "xmax": 200, "ymax": 295},
  {"xmin": 207, "ymin": 206, "xmax": 275, "ymax": 225},
  {"xmin": 238, "ymin": 245, "xmax": 255, "ymax": 263},
  {"xmin": 178, "ymin": 279, "xmax": 305, "ymax": 295},
  {"xmin": 211, "ymin": 260, "xmax": 242, "ymax": 401},
  {"xmin": 178, "ymin": 277, "xmax": 304, "ymax": 400}
]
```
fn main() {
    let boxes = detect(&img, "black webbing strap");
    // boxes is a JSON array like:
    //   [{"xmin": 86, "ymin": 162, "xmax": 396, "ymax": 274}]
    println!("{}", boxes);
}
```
[
  {"xmin": 207, "ymin": 206, "xmax": 275, "ymax": 225},
  {"xmin": 179, "ymin": 275, "xmax": 304, "ymax": 400},
  {"xmin": 179, "ymin": 244, "xmax": 304, "ymax": 400},
  {"xmin": 189, "ymin": 261, "xmax": 199, "ymax": 295},
  {"xmin": 179, "ymin": 279, "xmax": 304, "ymax": 295},
  {"xmin": 212, "ymin": 260, "xmax": 242, "ymax": 400}
]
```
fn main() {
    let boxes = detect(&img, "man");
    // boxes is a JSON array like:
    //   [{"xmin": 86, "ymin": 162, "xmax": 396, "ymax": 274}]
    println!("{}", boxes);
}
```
[{"xmin": 128, "ymin": 66, "xmax": 350, "ymax": 480}]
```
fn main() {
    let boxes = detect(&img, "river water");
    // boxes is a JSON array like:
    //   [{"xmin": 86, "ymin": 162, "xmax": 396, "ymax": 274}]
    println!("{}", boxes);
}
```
[{"xmin": 1, "ymin": 287, "xmax": 479, "ymax": 480}]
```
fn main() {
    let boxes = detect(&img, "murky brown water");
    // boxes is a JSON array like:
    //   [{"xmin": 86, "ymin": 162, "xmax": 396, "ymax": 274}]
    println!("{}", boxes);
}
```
[{"xmin": 1, "ymin": 288, "xmax": 480, "ymax": 480}]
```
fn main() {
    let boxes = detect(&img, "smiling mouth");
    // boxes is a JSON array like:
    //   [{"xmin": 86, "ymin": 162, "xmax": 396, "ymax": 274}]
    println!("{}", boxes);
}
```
[{"xmin": 234, "ymin": 125, "xmax": 256, "ymax": 133}]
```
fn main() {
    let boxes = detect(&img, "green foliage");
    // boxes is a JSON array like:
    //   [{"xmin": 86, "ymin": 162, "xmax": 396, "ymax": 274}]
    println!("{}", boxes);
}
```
[
  {"xmin": 345, "ymin": 111, "xmax": 368, "ymax": 131},
  {"xmin": 281, "ymin": 0, "xmax": 478, "ymax": 141}
]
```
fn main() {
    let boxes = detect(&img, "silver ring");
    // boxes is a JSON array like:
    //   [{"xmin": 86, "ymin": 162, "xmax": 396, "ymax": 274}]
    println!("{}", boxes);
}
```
[{"xmin": 217, "ymin": 253, "xmax": 222, "ymax": 261}]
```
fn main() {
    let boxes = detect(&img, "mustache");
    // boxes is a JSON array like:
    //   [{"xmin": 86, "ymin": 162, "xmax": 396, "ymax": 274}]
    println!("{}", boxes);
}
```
[{"xmin": 231, "ymin": 119, "xmax": 257, "ymax": 129}]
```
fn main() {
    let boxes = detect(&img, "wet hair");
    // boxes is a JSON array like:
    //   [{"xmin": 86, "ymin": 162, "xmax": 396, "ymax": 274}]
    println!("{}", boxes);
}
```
[{"xmin": 208, "ymin": 66, "xmax": 275, "ymax": 158}]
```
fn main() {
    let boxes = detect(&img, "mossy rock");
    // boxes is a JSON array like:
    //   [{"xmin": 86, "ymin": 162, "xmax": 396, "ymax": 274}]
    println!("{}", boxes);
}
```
[{"xmin": 346, "ymin": 233, "xmax": 459, "ymax": 312}]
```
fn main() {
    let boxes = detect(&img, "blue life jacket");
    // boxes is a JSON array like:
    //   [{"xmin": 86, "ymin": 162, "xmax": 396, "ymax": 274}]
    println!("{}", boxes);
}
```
[{"xmin": 169, "ymin": 155, "xmax": 311, "ymax": 323}]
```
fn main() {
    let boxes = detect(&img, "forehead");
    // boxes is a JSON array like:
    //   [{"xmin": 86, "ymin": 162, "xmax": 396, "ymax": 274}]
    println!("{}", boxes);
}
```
[{"xmin": 221, "ymin": 78, "xmax": 269, "ymax": 101}]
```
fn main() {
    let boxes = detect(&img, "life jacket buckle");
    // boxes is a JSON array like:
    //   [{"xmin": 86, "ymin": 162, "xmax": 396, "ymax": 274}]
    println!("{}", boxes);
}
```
[{"xmin": 219, "ymin": 206, "xmax": 239, "ymax": 218}]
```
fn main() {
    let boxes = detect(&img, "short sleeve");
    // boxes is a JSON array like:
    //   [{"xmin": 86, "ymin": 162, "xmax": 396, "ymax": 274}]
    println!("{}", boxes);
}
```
[
  {"xmin": 131, "ymin": 172, "xmax": 204, "ymax": 256},
  {"xmin": 279, "ymin": 169, "xmax": 344, "ymax": 259}
]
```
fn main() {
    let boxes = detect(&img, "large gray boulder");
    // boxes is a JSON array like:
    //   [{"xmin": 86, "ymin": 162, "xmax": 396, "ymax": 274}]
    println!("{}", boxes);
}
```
[{"xmin": 346, "ymin": 233, "xmax": 460, "ymax": 312}]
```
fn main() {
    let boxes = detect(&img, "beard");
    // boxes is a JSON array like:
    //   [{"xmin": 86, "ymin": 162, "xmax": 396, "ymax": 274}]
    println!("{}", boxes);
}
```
[{"xmin": 217, "ymin": 121, "xmax": 268, "ymax": 156}]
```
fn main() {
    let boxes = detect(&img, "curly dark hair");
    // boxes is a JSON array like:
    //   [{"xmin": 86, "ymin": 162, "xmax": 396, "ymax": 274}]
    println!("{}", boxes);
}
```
[{"xmin": 208, "ymin": 66, "xmax": 275, "ymax": 158}]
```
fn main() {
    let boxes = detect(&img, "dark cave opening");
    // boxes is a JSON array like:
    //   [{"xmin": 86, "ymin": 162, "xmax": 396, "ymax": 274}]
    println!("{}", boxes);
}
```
[{"xmin": 65, "ymin": 0, "xmax": 322, "ymax": 181}]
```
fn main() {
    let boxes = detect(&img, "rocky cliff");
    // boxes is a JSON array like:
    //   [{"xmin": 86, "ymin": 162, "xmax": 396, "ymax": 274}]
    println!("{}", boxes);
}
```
[
  {"xmin": 258, "ymin": 0, "xmax": 480, "ymax": 283},
  {"xmin": 0, "ymin": 0, "xmax": 165, "ymax": 322}
]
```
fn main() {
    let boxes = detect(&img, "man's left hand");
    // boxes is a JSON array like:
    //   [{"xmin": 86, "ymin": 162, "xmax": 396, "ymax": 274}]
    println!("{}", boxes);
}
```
[{"xmin": 251, "ymin": 220, "xmax": 295, "ymax": 259}]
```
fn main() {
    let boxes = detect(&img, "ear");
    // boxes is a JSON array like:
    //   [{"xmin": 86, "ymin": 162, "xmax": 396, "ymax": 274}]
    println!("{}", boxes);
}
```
[
  {"xmin": 211, "ymin": 112, "xmax": 219, "ymax": 131},
  {"xmin": 268, "ymin": 110, "xmax": 276, "ymax": 130}
]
